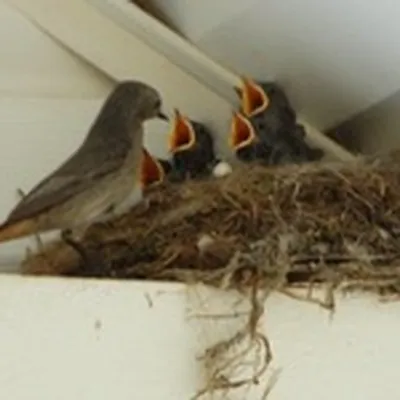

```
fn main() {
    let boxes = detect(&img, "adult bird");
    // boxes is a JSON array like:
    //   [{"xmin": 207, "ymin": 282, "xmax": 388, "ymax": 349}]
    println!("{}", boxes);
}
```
[{"xmin": 0, "ymin": 80, "xmax": 168, "ymax": 246}]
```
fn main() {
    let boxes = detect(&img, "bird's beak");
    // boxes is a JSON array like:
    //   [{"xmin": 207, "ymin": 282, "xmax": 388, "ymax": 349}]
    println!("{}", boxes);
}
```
[
  {"xmin": 140, "ymin": 147, "xmax": 165, "ymax": 188},
  {"xmin": 157, "ymin": 111, "xmax": 169, "ymax": 121},
  {"xmin": 167, "ymin": 109, "xmax": 196, "ymax": 153},
  {"xmin": 239, "ymin": 75, "xmax": 270, "ymax": 117},
  {"xmin": 229, "ymin": 111, "xmax": 258, "ymax": 151}
]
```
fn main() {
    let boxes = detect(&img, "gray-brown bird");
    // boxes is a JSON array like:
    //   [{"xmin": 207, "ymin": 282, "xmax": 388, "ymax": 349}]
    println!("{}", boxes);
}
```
[{"xmin": 0, "ymin": 80, "xmax": 168, "ymax": 245}]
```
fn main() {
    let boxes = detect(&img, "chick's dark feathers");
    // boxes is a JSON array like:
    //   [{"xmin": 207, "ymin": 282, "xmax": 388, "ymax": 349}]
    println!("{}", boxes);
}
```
[{"xmin": 172, "ymin": 120, "xmax": 217, "ymax": 180}]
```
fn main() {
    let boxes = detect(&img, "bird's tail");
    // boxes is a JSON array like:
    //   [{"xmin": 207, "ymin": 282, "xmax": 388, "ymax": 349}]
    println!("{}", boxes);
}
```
[{"xmin": 0, "ymin": 219, "xmax": 37, "ymax": 243}]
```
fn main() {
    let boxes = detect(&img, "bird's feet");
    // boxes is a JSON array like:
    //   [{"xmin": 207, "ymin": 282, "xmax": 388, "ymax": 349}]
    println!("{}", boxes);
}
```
[{"xmin": 61, "ymin": 229, "xmax": 106, "ymax": 277}]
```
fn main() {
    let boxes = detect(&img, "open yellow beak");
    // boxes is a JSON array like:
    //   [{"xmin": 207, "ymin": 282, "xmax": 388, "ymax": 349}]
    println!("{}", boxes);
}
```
[
  {"xmin": 238, "ymin": 75, "xmax": 270, "ymax": 117},
  {"xmin": 228, "ymin": 111, "xmax": 258, "ymax": 151},
  {"xmin": 140, "ymin": 147, "xmax": 165, "ymax": 188},
  {"xmin": 167, "ymin": 108, "xmax": 196, "ymax": 153}
]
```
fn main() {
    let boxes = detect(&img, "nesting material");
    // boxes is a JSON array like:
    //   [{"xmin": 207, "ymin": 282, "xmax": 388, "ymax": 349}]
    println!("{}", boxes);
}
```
[
  {"xmin": 21, "ymin": 152, "xmax": 400, "ymax": 398},
  {"xmin": 23, "ymin": 152, "xmax": 400, "ymax": 293}
]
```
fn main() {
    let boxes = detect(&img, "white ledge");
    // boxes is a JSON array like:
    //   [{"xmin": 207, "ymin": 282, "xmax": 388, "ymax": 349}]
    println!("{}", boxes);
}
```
[{"xmin": 0, "ymin": 274, "xmax": 397, "ymax": 399}]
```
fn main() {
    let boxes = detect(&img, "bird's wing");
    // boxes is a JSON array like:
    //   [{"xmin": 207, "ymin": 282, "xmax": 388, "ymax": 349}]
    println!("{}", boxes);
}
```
[{"xmin": 6, "ymin": 136, "xmax": 129, "ymax": 224}]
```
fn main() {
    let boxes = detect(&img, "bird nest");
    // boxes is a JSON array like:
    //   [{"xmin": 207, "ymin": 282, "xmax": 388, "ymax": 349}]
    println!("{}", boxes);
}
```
[
  {"xmin": 23, "ymin": 152, "xmax": 400, "ymax": 292},
  {"xmin": 21, "ymin": 152, "xmax": 400, "ymax": 398}
]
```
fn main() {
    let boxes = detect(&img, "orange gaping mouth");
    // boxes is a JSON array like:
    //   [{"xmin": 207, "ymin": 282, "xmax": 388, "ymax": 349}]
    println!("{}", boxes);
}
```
[
  {"xmin": 240, "ymin": 76, "xmax": 269, "ymax": 116},
  {"xmin": 168, "ymin": 109, "xmax": 195, "ymax": 152},
  {"xmin": 140, "ymin": 147, "xmax": 165, "ymax": 188},
  {"xmin": 229, "ymin": 112, "xmax": 257, "ymax": 150}
]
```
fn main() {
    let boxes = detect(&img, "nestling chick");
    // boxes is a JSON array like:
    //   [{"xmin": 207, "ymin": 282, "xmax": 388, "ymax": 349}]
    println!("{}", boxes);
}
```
[
  {"xmin": 232, "ymin": 75, "xmax": 324, "ymax": 163},
  {"xmin": 167, "ymin": 109, "xmax": 220, "ymax": 180},
  {"xmin": 140, "ymin": 147, "xmax": 173, "ymax": 189},
  {"xmin": 235, "ymin": 75, "xmax": 297, "ymax": 129},
  {"xmin": 229, "ymin": 112, "xmax": 324, "ymax": 165},
  {"xmin": 234, "ymin": 75, "xmax": 322, "ymax": 153}
]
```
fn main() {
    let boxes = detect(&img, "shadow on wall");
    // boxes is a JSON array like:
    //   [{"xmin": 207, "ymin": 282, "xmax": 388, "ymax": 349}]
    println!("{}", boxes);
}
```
[
  {"xmin": 129, "ymin": 0, "xmax": 184, "ymax": 35},
  {"xmin": 326, "ymin": 87, "xmax": 400, "ymax": 155},
  {"xmin": 325, "ymin": 123, "xmax": 365, "ymax": 155}
]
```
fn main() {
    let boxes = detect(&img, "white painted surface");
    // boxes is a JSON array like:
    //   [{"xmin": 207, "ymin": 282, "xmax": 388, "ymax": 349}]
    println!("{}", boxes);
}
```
[
  {"xmin": 0, "ymin": 1, "xmax": 111, "ymax": 97},
  {"xmin": 7, "ymin": 0, "xmax": 354, "ymax": 161},
  {"xmin": 150, "ymin": 0, "xmax": 400, "ymax": 130},
  {"xmin": 0, "ymin": 275, "xmax": 398, "ymax": 400},
  {"xmin": 5, "ymin": 0, "xmax": 234, "ymax": 153}
]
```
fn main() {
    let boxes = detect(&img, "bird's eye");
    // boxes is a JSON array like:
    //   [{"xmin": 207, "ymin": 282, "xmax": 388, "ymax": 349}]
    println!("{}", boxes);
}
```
[{"xmin": 154, "ymin": 99, "xmax": 161, "ymax": 109}]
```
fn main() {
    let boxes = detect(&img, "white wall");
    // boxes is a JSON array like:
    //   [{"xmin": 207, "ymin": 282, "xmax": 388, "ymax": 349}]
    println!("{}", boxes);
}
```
[
  {"xmin": 0, "ymin": 2, "xmax": 111, "ymax": 97},
  {"xmin": 151, "ymin": 0, "xmax": 400, "ymax": 131}
]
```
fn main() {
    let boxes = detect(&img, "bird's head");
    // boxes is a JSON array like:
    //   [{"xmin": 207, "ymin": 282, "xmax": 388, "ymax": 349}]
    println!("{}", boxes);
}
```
[
  {"xmin": 234, "ymin": 75, "xmax": 270, "ymax": 117},
  {"xmin": 140, "ymin": 147, "xmax": 166, "ymax": 189},
  {"xmin": 167, "ymin": 109, "xmax": 196, "ymax": 154},
  {"xmin": 229, "ymin": 111, "xmax": 258, "ymax": 154},
  {"xmin": 109, "ymin": 80, "xmax": 169, "ymax": 122}
]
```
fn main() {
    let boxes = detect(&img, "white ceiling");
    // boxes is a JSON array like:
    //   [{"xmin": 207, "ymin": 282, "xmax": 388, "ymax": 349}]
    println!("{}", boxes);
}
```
[{"xmin": 151, "ymin": 0, "xmax": 400, "ymax": 130}]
